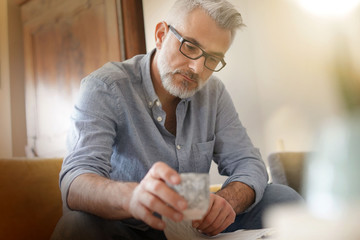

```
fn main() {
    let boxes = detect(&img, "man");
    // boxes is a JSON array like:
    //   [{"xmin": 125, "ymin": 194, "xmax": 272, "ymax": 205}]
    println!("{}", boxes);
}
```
[{"xmin": 52, "ymin": 0, "xmax": 302, "ymax": 239}]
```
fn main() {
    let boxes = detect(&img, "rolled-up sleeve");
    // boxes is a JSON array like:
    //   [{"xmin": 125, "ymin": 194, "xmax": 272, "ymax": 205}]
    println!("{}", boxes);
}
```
[
  {"xmin": 213, "ymin": 82, "xmax": 268, "ymax": 212},
  {"xmin": 59, "ymin": 75, "xmax": 122, "ymax": 210}
]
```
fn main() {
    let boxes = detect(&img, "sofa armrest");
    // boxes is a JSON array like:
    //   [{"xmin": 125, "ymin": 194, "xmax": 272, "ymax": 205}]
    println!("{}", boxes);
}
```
[
  {"xmin": 0, "ymin": 158, "xmax": 63, "ymax": 240},
  {"xmin": 268, "ymin": 152, "xmax": 308, "ymax": 195}
]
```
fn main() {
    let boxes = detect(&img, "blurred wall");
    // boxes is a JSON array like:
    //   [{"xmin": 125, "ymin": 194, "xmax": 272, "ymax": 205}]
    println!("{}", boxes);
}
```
[{"xmin": 143, "ymin": 0, "xmax": 359, "ymax": 184}]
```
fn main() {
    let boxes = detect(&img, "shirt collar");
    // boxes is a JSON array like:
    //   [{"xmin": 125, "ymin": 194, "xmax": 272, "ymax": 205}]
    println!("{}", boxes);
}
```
[{"xmin": 140, "ymin": 49, "xmax": 159, "ymax": 107}]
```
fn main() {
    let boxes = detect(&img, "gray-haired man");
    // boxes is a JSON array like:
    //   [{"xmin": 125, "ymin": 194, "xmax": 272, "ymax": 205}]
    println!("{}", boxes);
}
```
[{"xmin": 52, "ymin": 1, "xmax": 302, "ymax": 239}]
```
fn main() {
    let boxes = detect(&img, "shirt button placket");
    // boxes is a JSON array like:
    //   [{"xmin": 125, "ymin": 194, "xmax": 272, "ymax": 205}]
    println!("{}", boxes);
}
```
[
  {"xmin": 152, "ymin": 99, "xmax": 164, "ymax": 124},
  {"xmin": 176, "ymin": 143, "xmax": 183, "ymax": 172}
]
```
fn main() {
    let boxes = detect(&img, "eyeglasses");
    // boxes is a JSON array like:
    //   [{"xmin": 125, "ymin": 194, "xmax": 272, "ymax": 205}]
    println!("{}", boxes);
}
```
[{"xmin": 168, "ymin": 25, "xmax": 226, "ymax": 72}]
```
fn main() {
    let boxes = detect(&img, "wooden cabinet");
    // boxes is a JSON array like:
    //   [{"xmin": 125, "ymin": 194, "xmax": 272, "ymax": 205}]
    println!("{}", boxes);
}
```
[{"xmin": 20, "ymin": 0, "xmax": 145, "ymax": 157}]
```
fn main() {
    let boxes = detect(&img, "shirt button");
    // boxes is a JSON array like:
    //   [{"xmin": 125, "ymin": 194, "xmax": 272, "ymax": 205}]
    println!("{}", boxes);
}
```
[
  {"xmin": 176, "ymin": 145, "xmax": 181, "ymax": 150},
  {"xmin": 156, "ymin": 100, "xmax": 161, "ymax": 107},
  {"xmin": 148, "ymin": 101, "xmax": 153, "ymax": 107},
  {"xmin": 157, "ymin": 116, "xmax": 163, "ymax": 122}
]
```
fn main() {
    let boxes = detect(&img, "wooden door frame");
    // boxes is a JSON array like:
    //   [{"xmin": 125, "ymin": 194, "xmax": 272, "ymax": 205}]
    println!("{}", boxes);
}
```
[{"xmin": 119, "ymin": 0, "xmax": 146, "ymax": 59}]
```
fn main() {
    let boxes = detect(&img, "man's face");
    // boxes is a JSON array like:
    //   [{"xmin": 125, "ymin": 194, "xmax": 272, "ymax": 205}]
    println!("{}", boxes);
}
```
[{"xmin": 157, "ymin": 8, "xmax": 232, "ymax": 99}]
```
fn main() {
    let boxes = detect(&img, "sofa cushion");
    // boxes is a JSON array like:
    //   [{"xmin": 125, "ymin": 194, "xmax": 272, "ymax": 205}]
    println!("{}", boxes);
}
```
[
  {"xmin": 268, "ymin": 152, "xmax": 307, "ymax": 195},
  {"xmin": 0, "ymin": 158, "xmax": 63, "ymax": 240}
]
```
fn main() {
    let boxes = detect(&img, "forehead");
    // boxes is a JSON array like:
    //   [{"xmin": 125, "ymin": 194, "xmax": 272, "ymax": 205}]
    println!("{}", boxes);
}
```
[{"xmin": 177, "ymin": 8, "xmax": 232, "ymax": 56}]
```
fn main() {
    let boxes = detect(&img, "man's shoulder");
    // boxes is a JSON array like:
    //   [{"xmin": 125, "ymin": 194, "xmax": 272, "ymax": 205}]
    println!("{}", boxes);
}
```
[
  {"xmin": 208, "ymin": 75, "xmax": 224, "ymax": 88},
  {"xmin": 86, "ymin": 54, "xmax": 146, "ymax": 86},
  {"xmin": 198, "ymin": 75, "xmax": 226, "ymax": 96}
]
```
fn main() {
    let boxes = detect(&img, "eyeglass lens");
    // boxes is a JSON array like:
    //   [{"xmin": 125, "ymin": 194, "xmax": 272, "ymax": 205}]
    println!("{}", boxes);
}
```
[{"xmin": 180, "ymin": 41, "xmax": 223, "ymax": 71}]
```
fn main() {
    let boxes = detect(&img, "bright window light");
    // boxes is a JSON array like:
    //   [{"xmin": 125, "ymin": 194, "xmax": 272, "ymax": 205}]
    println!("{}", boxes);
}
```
[{"xmin": 297, "ymin": 0, "xmax": 360, "ymax": 17}]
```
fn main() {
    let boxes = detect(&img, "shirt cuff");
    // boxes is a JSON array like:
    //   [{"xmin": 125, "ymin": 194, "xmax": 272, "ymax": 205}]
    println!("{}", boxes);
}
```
[{"xmin": 222, "ymin": 175, "xmax": 268, "ymax": 213}]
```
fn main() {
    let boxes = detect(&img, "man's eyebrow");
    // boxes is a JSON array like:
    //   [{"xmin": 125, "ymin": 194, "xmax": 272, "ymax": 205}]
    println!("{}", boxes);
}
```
[{"xmin": 185, "ymin": 36, "xmax": 225, "ymax": 58}]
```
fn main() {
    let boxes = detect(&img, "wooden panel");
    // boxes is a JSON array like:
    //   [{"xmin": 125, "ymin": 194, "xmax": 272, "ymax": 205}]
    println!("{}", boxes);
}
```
[
  {"xmin": 22, "ymin": 0, "xmax": 121, "ymax": 156},
  {"xmin": 121, "ymin": 0, "xmax": 146, "ymax": 59},
  {"xmin": 8, "ymin": 0, "xmax": 27, "ymax": 156}
]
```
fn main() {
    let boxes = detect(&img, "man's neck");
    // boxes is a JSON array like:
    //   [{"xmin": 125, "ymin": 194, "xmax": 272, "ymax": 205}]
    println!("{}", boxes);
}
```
[{"xmin": 150, "ymin": 52, "xmax": 180, "ymax": 135}]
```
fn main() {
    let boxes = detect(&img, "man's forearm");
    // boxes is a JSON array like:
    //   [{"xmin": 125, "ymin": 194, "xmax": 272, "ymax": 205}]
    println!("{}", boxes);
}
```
[
  {"xmin": 67, "ymin": 173, "xmax": 137, "ymax": 219},
  {"xmin": 216, "ymin": 181, "xmax": 255, "ymax": 214}
]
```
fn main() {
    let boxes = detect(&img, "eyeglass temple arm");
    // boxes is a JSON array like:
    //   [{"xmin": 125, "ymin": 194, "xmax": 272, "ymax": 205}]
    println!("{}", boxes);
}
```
[{"xmin": 168, "ymin": 25, "xmax": 184, "ymax": 42}]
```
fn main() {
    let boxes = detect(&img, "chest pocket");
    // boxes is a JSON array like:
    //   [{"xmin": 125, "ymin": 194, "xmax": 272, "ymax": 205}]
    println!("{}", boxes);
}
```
[{"xmin": 191, "ymin": 136, "xmax": 216, "ymax": 173}]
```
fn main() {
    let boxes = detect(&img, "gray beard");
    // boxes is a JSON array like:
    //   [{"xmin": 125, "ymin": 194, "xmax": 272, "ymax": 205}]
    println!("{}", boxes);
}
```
[
  {"xmin": 157, "ymin": 52, "xmax": 205, "ymax": 99},
  {"xmin": 161, "ymin": 72, "xmax": 199, "ymax": 99}
]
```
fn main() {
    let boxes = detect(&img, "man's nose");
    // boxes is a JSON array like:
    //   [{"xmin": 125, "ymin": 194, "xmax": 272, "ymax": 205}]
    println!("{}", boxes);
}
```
[{"xmin": 188, "ymin": 56, "xmax": 205, "ymax": 73}]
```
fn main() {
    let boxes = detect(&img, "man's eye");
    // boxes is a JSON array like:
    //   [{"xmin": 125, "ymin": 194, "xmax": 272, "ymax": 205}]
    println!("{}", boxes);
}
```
[
  {"xmin": 208, "ymin": 56, "xmax": 220, "ymax": 64},
  {"xmin": 184, "ymin": 42, "xmax": 198, "ymax": 52}
]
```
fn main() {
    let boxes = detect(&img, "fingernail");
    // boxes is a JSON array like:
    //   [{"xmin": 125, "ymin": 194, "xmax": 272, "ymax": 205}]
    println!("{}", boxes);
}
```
[
  {"xmin": 174, "ymin": 213, "xmax": 182, "ymax": 221},
  {"xmin": 170, "ymin": 175, "xmax": 179, "ymax": 184},
  {"xmin": 178, "ymin": 200, "xmax": 186, "ymax": 209}
]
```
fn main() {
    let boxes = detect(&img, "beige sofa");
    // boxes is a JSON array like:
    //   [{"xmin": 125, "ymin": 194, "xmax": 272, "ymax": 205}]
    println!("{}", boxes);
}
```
[
  {"xmin": 0, "ymin": 152, "xmax": 306, "ymax": 239},
  {"xmin": 0, "ymin": 158, "xmax": 63, "ymax": 240}
]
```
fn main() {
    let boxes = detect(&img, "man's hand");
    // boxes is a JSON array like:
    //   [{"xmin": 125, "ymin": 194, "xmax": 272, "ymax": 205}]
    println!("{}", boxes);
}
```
[
  {"xmin": 191, "ymin": 193, "xmax": 236, "ymax": 236},
  {"xmin": 191, "ymin": 181, "xmax": 255, "ymax": 236},
  {"xmin": 126, "ymin": 162, "xmax": 188, "ymax": 230}
]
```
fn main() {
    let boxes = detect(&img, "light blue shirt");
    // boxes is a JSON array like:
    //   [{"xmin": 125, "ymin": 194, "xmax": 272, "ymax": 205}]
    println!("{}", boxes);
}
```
[{"xmin": 60, "ymin": 49, "xmax": 268, "ymax": 216}]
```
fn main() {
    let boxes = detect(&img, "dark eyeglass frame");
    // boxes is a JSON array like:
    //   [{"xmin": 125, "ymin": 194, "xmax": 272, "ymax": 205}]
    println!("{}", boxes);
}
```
[{"xmin": 168, "ymin": 25, "xmax": 226, "ymax": 72}]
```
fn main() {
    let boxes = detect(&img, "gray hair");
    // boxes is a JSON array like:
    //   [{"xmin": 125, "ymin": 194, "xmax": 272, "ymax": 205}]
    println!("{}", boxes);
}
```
[{"xmin": 165, "ymin": 0, "xmax": 245, "ymax": 40}]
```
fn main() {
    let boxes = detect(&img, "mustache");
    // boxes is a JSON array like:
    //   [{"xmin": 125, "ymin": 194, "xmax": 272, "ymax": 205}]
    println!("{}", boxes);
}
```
[{"xmin": 173, "ymin": 70, "xmax": 200, "ymax": 83}]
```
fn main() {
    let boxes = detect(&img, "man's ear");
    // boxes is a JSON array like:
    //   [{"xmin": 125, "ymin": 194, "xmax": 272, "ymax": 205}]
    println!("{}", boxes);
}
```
[{"xmin": 154, "ymin": 21, "xmax": 168, "ymax": 50}]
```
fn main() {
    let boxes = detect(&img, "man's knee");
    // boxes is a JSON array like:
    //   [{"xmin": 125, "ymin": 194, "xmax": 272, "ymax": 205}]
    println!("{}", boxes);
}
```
[
  {"xmin": 262, "ymin": 183, "xmax": 304, "ymax": 206},
  {"xmin": 51, "ymin": 211, "xmax": 105, "ymax": 240},
  {"xmin": 51, "ymin": 211, "xmax": 165, "ymax": 240}
]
